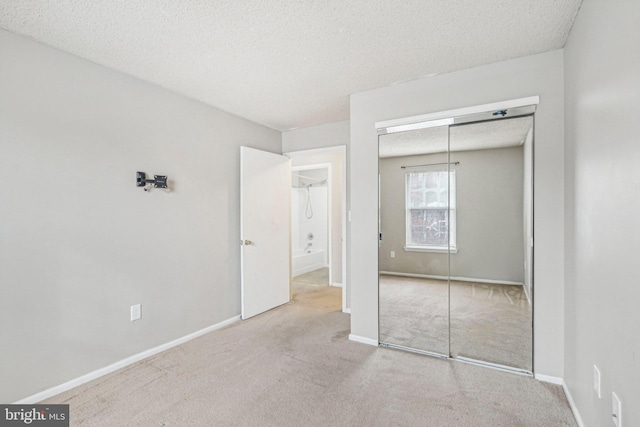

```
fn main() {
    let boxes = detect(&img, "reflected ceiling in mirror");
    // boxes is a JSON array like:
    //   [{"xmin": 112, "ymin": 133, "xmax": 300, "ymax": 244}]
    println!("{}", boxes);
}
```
[{"xmin": 379, "ymin": 116, "xmax": 532, "ymax": 158}]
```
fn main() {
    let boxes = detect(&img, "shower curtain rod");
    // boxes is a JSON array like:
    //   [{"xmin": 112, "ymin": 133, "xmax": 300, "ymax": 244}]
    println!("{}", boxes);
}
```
[
  {"xmin": 401, "ymin": 161, "xmax": 460, "ymax": 169},
  {"xmin": 292, "ymin": 183, "xmax": 327, "ymax": 189},
  {"xmin": 292, "ymin": 173, "xmax": 326, "ymax": 182}
]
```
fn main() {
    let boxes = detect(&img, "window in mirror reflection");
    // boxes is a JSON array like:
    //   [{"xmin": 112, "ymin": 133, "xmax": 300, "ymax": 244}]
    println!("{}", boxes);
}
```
[{"xmin": 405, "ymin": 171, "xmax": 456, "ymax": 252}]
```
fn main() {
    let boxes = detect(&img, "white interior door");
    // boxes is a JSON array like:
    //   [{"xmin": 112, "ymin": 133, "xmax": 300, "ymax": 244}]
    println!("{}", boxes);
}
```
[{"xmin": 240, "ymin": 146, "xmax": 291, "ymax": 319}]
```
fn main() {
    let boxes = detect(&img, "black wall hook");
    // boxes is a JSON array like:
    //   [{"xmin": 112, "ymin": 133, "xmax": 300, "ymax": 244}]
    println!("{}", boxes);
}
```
[{"xmin": 136, "ymin": 172, "xmax": 168, "ymax": 191}]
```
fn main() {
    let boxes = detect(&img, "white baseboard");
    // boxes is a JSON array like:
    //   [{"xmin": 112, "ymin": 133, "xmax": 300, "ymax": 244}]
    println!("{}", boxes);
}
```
[
  {"xmin": 562, "ymin": 380, "xmax": 585, "ymax": 427},
  {"xmin": 534, "ymin": 374, "xmax": 584, "ymax": 427},
  {"xmin": 534, "ymin": 373, "xmax": 563, "ymax": 385},
  {"xmin": 348, "ymin": 334, "xmax": 378, "ymax": 346},
  {"xmin": 15, "ymin": 315, "xmax": 242, "ymax": 404},
  {"xmin": 330, "ymin": 282, "xmax": 343, "ymax": 288},
  {"xmin": 342, "ymin": 307, "xmax": 351, "ymax": 314},
  {"xmin": 380, "ymin": 271, "xmax": 524, "ymax": 286},
  {"xmin": 523, "ymin": 281, "xmax": 532, "ymax": 305}
]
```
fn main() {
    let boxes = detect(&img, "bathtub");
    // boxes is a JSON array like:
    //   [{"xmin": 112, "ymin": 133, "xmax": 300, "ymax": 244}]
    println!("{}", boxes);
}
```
[{"xmin": 292, "ymin": 249, "xmax": 326, "ymax": 277}]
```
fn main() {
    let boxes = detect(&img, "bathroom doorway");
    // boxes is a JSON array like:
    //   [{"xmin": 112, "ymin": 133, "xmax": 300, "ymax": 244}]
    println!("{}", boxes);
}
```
[
  {"xmin": 291, "ymin": 164, "xmax": 331, "ymax": 286},
  {"xmin": 285, "ymin": 146, "xmax": 347, "ymax": 313}
]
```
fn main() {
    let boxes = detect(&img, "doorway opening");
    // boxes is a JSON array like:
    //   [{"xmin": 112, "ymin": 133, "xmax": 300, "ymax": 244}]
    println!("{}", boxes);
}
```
[
  {"xmin": 291, "ymin": 164, "xmax": 331, "ymax": 286},
  {"xmin": 285, "ymin": 146, "xmax": 348, "ymax": 313}
]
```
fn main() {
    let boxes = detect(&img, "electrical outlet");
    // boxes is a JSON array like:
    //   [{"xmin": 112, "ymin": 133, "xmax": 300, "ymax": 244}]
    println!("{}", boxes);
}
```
[
  {"xmin": 390, "ymin": 251, "xmax": 396, "ymax": 258},
  {"xmin": 130, "ymin": 304, "xmax": 141, "ymax": 321},
  {"xmin": 612, "ymin": 392, "xmax": 621, "ymax": 427},
  {"xmin": 594, "ymin": 365, "xmax": 601, "ymax": 398}
]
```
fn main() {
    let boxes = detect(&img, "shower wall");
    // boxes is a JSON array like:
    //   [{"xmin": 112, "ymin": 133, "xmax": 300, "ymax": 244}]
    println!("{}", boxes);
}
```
[
  {"xmin": 291, "ymin": 170, "xmax": 329, "ymax": 276},
  {"xmin": 292, "ymin": 186, "xmax": 328, "ymax": 256}
]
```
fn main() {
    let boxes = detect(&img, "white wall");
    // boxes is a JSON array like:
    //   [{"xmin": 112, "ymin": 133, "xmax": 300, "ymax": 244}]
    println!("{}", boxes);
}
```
[
  {"xmin": 0, "ymin": 30, "xmax": 281, "ymax": 402},
  {"xmin": 379, "ymin": 146, "xmax": 525, "ymax": 283},
  {"xmin": 350, "ymin": 50, "xmax": 565, "ymax": 377},
  {"xmin": 564, "ymin": 2, "xmax": 640, "ymax": 425}
]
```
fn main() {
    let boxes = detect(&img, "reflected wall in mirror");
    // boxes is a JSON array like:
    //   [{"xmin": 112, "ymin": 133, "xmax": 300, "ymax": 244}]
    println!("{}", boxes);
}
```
[{"xmin": 378, "ymin": 124, "xmax": 450, "ymax": 356}]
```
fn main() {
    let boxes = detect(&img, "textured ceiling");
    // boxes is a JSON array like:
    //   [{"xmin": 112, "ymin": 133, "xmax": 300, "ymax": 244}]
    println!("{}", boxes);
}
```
[
  {"xmin": 0, "ymin": 1, "xmax": 581, "ymax": 131},
  {"xmin": 379, "ymin": 116, "xmax": 533, "ymax": 158}
]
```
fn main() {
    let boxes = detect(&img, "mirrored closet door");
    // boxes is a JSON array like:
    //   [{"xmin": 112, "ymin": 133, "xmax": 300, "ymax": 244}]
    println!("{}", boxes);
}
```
[
  {"xmin": 448, "ymin": 116, "xmax": 533, "ymax": 372},
  {"xmin": 378, "ymin": 123, "xmax": 451, "ymax": 357},
  {"xmin": 378, "ymin": 106, "xmax": 534, "ymax": 373}
]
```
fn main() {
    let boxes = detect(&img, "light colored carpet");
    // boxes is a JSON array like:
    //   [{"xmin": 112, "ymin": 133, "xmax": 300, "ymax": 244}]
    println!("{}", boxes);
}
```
[
  {"xmin": 43, "ymin": 282, "xmax": 573, "ymax": 426},
  {"xmin": 379, "ymin": 274, "xmax": 532, "ymax": 371},
  {"xmin": 380, "ymin": 275, "xmax": 450, "ymax": 355},
  {"xmin": 293, "ymin": 267, "xmax": 329, "ymax": 285},
  {"xmin": 450, "ymin": 279, "xmax": 532, "ymax": 370}
]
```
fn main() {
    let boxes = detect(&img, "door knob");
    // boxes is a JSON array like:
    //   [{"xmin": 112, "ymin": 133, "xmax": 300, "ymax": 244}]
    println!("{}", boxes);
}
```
[{"xmin": 243, "ymin": 240, "xmax": 253, "ymax": 245}]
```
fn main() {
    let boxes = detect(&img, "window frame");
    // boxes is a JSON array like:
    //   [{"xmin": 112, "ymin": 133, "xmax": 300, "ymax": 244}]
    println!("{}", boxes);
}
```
[{"xmin": 404, "ymin": 170, "xmax": 458, "ymax": 254}]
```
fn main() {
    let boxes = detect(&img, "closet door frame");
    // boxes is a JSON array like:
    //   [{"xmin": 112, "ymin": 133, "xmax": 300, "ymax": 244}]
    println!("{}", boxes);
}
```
[{"xmin": 376, "ymin": 97, "xmax": 537, "ymax": 376}]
